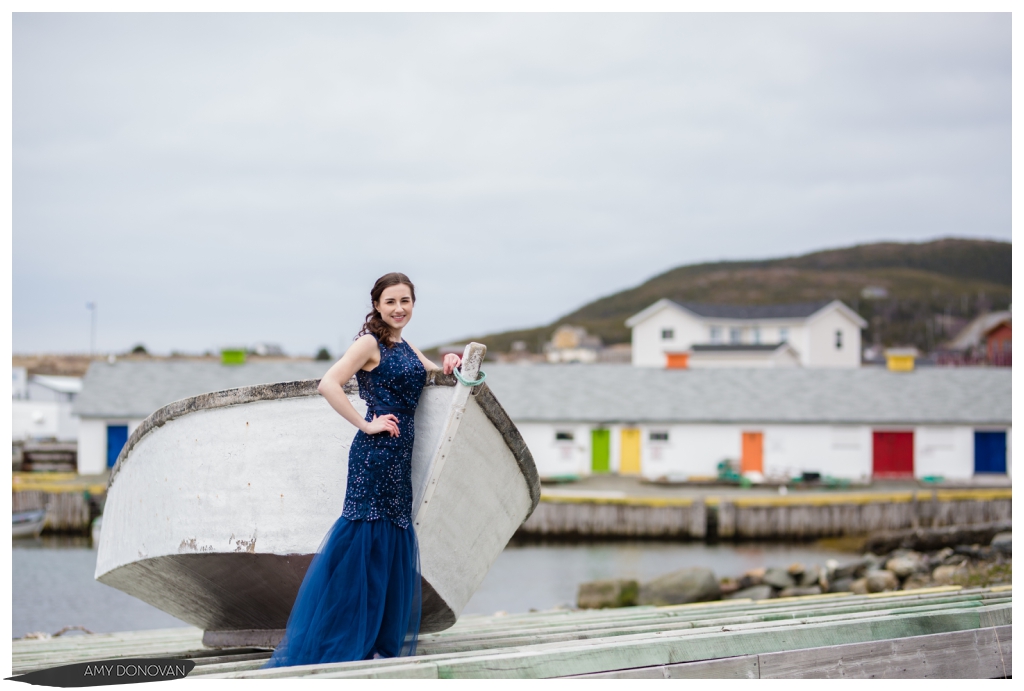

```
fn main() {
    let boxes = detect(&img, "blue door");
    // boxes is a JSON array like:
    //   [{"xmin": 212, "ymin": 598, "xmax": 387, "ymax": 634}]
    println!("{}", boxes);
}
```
[
  {"xmin": 107, "ymin": 425, "xmax": 129, "ymax": 468},
  {"xmin": 974, "ymin": 431, "xmax": 1007, "ymax": 474}
]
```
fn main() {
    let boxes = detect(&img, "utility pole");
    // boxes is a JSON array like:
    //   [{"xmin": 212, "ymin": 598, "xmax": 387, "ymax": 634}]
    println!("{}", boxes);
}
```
[{"xmin": 86, "ymin": 302, "xmax": 97, "ymax": 357}]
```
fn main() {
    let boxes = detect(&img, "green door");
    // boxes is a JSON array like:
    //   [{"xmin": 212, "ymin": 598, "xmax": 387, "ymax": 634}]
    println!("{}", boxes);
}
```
[{"xmin": 591, "ymin": 429, "xmax": 610, "ymax": 473}]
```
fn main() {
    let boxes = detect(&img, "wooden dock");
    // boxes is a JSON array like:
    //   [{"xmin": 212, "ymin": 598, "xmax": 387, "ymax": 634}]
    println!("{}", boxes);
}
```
[
  {"xmin": 519, "ymin": 487, "xmax": 1012, "ymax": 540},
  {"xmin": 12, "ymin": 585, "xmax": 1011, "ymax": 679},
  {"xmin": 12, "ymin": 472, "xmax": 106, "ymax": 533}
]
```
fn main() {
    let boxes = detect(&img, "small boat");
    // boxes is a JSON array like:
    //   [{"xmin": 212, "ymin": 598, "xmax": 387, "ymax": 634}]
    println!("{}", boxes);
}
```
[
  {"xmin": 95, "ymin": 344, "xmax": 539, "ymax": 647},
  {"xmin": 13, "ymin": 509, "xmax": 47, "ymax": 539}
]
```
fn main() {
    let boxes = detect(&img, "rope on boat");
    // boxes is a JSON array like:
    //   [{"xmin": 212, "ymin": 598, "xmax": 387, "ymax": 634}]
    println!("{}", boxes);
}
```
[{"xmin": 453, "ymin": 368, "xmax": 487, "ymax": 387}]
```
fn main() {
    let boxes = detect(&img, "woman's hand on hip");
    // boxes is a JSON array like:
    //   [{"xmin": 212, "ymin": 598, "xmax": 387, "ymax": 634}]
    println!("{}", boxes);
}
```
[
  {"xmin": 362, "ymin": 414, "xmax": 400, "ymax": 437},
  {"xmin": 442, "ymin": 353, "xmax": 462, "ymax": 375}
]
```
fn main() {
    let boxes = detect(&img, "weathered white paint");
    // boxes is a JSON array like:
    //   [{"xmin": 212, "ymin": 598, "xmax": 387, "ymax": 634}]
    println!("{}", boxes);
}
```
[{"xmin": 628, "ymin": 300, "xmax": 864, "ymax": 368}]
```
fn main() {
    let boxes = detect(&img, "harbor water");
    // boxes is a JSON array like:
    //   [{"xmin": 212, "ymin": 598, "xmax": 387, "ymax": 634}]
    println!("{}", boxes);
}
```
[{"xmin": 13, "ymin": 537, "xmax": 855, "ymax": 639}]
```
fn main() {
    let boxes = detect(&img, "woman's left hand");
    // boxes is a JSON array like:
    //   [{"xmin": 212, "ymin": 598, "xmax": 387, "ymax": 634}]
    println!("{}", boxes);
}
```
[{"xmin": 442, "ymin": 353, "xmax": 462, "ymax": 375}]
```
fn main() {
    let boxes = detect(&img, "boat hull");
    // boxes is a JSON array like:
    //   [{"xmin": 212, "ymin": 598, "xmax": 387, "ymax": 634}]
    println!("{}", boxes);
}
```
[{"xmin": 95, "ymin": 366, "xmax": 538, "ymax": 646}]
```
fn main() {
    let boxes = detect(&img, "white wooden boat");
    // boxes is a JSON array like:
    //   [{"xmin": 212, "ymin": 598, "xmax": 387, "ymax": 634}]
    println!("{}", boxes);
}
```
[
  {"xmin": 13, "ymin": 508, "xmax": 47, "ymax": 539},
  {"xmin": 94, "ymin": 344, "xmax": 539, "ymax": 647}
]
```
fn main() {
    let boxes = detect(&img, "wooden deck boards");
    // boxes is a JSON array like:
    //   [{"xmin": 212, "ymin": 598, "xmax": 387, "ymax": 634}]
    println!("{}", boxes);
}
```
[{"xmin": 11, "ymin": 586, "xmax": 1012, "ymax": 679}]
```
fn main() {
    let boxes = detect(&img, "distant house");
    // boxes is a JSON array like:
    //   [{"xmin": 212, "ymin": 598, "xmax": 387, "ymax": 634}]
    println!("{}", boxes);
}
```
[
  {"xmin": 544, "ymin": 325, "xmax": 603, "ymax": 364},
  {"xmin": 937, "ymin": 310, "xmax": 1012, "ymax": 367},
  {"xmin": 482, "ymin": 365, "xmax": 1011, "ymax": 483},
  {"xmin": 12, "ymin": 367, "xmax": 82, "ymax": 441},
  {"xmin": 74, "ymin": 360, "xmax": 330, "ymax": 475},
  {"xmin": 625, "ymin": 299, "xmax": 867, "ymax": 368}
]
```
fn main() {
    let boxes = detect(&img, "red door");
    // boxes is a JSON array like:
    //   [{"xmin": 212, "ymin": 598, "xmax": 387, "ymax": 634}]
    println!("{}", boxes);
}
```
[{"xmin": 872, "ymin": 431, "xmax": 914, "ymax": 478}]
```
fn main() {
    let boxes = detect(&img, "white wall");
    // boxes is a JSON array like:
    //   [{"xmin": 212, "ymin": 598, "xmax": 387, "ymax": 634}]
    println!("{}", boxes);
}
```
[
  {"xmin": 640, "ymin": 424, "xmax": 741, "ymax": 480},
  {"xmin": 914, "ymin": 426, "xmax": 973, "ymax": 480},
  {"xmin": 629, "ymin": 302, "xmax": 864, "ymax": 369},
  {"xmin": 77, "ymin": 418, "xmax": 144, "ymax": 475},
  {"xmin": 806, "ymin": 309, "xmax": 862, "ymax": 368},
  {"xmin": 517, "ymin": 423, "xmax": 592, "ymax": 479},
  {"xmin": 688, "ymin": 349, "xmax": 801, "ymax": 368},
  {"xmin": 763, "ymin": 425, "xmax": 873, "ymax": 482},
  {"xmin": 631, "ymin": 306, "xmax": 706, "ymax": 367}
]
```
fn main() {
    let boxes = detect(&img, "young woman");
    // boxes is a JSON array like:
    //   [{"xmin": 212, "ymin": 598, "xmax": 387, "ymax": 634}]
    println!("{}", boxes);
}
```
[{"xmin": 262, "ymin": 272, "xmax": 461, "ymax": 668}]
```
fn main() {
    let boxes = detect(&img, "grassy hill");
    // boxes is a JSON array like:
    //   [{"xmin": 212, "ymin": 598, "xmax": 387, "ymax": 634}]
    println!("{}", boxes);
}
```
[{"xmin": 432, "ymin": 238, "xmax": 1010, "ymax": 358}]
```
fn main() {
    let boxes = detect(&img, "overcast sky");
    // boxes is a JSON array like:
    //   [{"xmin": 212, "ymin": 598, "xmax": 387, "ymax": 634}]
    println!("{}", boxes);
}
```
[{"xmin": 12, "ymin": 12, "xmax": 1011, "ymax": 356}]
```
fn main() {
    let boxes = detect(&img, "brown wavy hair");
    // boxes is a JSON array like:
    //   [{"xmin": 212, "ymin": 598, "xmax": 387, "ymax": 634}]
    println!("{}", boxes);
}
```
[{"xmin": 357, "ymin": 273, "xmax": 416, "ymax": 348}]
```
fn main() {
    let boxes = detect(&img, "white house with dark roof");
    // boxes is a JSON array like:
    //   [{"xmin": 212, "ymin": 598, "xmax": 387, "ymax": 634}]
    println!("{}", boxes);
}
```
[{"xmin": 626, "ymin": 299, "xmax": 868, "ymax": 368}]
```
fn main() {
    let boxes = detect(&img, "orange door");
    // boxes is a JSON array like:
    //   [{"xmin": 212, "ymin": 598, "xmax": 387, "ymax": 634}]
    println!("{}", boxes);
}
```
[{"xmin": 741, "ymin": 432, "xmax": 763, "ymax": 473}]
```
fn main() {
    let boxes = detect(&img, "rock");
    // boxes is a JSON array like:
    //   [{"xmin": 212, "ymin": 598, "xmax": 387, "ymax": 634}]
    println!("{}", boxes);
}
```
[
  {"xmin": 719, "ymin": 578, "xmax": 741, "ymax": 596},
  {"xmin": 866, "ymin": 569, "xmax": 899, "ymax": 593},
  {"xmin": 779, "ymin": 585, "xmax": 823, "ymax": 598},
  {"xmin": 991, "ymin": 532, "xmax": 1011, "ymax": 555},
  {"xmin": 728, "ymin": 585, "xmax": 774, "ymax": 601},
  {"xmin": 885, "ymin": 555, "xmax": 922, "ymax": 579},
  {"xmin": 834, "ymin": 557, "xmax": 871, "ymax": 580},
  {"xmin": 825, "ymin": 558, "xmax": 839, "ymax": 579},
  {"xmin": 787, "ymin": 562, "xmax": 805, "ymax": 577},
  {"xmin": 638, "ymin": 567, "xmax": 720, "ymax": 606},
  {"xmin": 932, "ymin": 564, "xmax": 967, "ymax": 585},
  {"xmin": 829, "ymin": 577, "xmax": 855, "ymax": 593},
  {"xmin": 741, "ymin": 567, "xmax": 766, "ymax": 587},
  {"xmin": 850, "ymin": 578, "xmax": 869, "ymax": 594},
  {"xmin": 929, "ymin": 547, "xmax": 955, "ymax": 567},
  {"xmin": 577, "ymin": 579, "xmax": 639, "ymax": 609},
  {"xmin": 762, "ymin": 567, "xmax": 795, "ymax": 590},
  {"xmin": 799, "ymin": 565, "xmax": 821, "ymax": 587}
]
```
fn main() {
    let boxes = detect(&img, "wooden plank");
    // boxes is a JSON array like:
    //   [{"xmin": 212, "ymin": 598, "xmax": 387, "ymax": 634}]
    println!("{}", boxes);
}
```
[
  {"xmin": 408, "ymin": 608, "xmax": 998, "ymax": 679},
  {"xmin": 568, "ymin": 655, "xmax": 760, "ymax": 679},
  {"xmin": 758, "ymin": 625, "xmax": 1011, "ymax": 678}
]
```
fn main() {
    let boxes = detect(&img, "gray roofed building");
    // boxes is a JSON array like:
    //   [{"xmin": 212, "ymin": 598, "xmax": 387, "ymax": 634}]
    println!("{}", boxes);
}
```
[
  {"xmin": 480, "ymin": 364, "xmax": 1011, "ymax": 426},
  {"xmin": 74, "ymin": 360, "xmax": 332, "ymax": 419}
]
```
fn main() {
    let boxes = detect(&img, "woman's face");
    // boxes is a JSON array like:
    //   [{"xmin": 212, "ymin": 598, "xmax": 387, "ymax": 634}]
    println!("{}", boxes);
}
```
[{"xmin": 375, "ymin": 283, "xmax": 414, "ymax": 332}]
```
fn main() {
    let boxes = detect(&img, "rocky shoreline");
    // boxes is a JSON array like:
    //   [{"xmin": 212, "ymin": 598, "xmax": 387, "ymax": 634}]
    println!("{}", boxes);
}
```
[{"xmin": 577, "ymin": 531, "xmax": 1011, "ymax": 609}]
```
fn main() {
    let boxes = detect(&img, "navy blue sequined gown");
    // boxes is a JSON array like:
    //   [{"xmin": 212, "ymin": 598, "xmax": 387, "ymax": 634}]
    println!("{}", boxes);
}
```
[{"xmin": 263, "ymin": 337, "xmax": 425, "ymax": 668}]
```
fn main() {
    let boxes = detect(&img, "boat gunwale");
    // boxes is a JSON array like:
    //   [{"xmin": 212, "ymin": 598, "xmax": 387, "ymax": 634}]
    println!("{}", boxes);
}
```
[{"xmin": 106, "ymin": 371, "xmax": 541, "ymax": 514}]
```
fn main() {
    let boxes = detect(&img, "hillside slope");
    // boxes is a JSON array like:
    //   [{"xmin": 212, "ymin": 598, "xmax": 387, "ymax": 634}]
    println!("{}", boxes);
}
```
[{"xmin": 438, "ymin": 238, "xmax": 1010, "ymax": 357}]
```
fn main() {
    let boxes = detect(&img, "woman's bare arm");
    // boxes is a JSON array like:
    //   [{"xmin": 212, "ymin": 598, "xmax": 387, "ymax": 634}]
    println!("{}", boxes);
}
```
[{"xmin": 318, "ymin": 335, "xmax": 400, "ymax": 437}]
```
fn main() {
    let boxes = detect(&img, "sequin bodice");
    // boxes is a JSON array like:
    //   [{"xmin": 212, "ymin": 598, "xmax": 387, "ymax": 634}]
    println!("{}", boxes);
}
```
[{"xmin": 342, "ymin": 338, "xmax": 426, "ymax": 528}]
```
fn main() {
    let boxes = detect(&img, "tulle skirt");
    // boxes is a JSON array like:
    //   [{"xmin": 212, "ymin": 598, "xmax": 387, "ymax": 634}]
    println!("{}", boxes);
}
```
[{"xmin": 262, "ymin": 516, "xmax": 421, "ymax": 668}]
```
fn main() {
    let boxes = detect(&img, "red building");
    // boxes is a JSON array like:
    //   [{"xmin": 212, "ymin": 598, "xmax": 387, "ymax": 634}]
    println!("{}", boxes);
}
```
[{"xmin": 985, "ymin": 320, "xmax": 1011, "ymax": 367}]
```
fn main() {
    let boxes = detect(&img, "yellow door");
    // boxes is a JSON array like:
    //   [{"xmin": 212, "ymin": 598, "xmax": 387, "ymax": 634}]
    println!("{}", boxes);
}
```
[{"xmin": 620, "ymin": 428, "xmax": 641, "ymax": 474}]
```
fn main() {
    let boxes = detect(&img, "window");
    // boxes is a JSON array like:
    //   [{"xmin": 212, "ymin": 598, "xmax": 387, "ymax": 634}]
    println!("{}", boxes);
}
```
[
  {"xmin": 779, "ymin": 327, "xmax": 789, "ymax": 342},
  {"xmin": 752, "ymin": 327, "xmax": 761, "ymax": 344},
  {"xmin": 835, "ymin": 330, "xmax": 843, "ymax": 349},
  {"xmin": 661, "ymin": 328, "xmax": 674, "ymax": 341},
  {"xmin": 729, "ymin": 327, "xmax": 741, "ymax": 344},
  {"xmin": 709, "ymin": 326, "xmax": 722, "ymax": 343},
  {"xmin": 555, "ymin": 431, "xmax": 574, "ymax": 442},
  {"xmin": 649, "ymin": 431, "xmax": 669, "ymax": 442}
]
